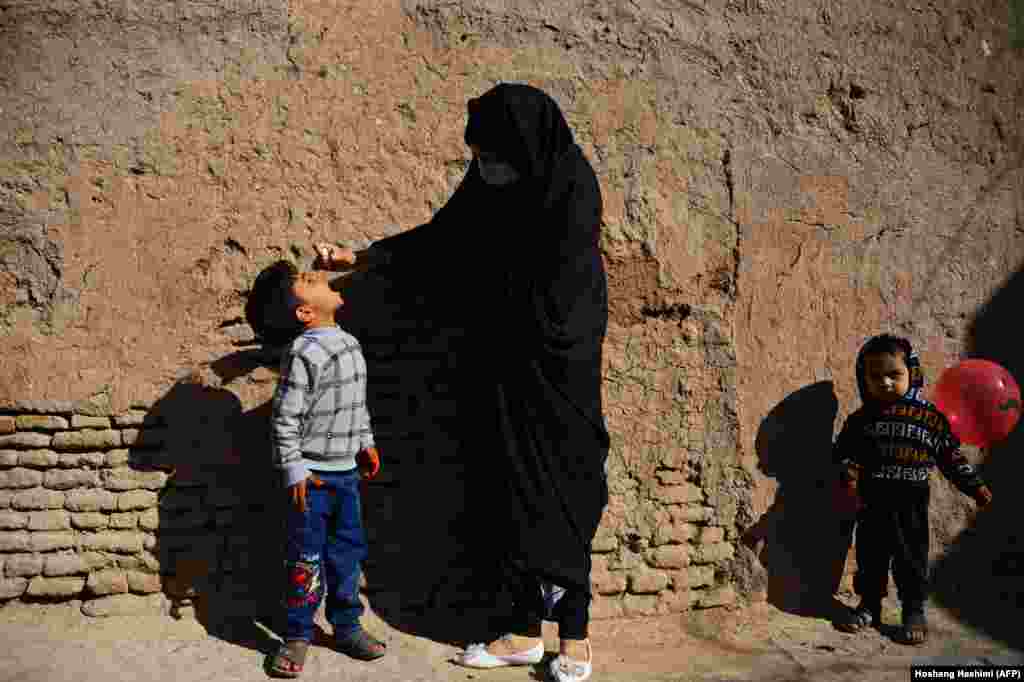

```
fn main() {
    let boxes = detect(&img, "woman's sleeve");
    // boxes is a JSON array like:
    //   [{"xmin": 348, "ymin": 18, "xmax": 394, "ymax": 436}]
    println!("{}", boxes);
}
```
[
  {"xmin": 532, "ymin": 162, "xmax": 606, "ymax": 346},
  {"xmin": 370, "ymin": 166, "xmax": 476, "ymax": 269},
  {"xmin": 370, "ymin": 221, "xmax": 437, "ymax": 266}
]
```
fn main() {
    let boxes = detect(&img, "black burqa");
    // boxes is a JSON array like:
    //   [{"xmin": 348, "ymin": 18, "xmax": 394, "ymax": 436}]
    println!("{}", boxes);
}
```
[{"xmin": 373, "ymin": 84, "xmax": 610, "ymax": 611}]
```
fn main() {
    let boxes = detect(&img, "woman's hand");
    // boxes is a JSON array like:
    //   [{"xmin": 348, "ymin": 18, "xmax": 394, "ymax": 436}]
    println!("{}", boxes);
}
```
[{"xmin": 314, "ymin": 243, "xmax": 357, "ymax": 271}]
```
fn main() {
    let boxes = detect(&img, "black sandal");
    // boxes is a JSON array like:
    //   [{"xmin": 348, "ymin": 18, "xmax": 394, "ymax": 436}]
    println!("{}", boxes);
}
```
[
  {"xmin": 897, "ymin": 610, "xmax": 928, "ymax": 646},
  {"xmin": 836, "ymin": 603, "xmax": 880, "ymax": 633},
  {"xmin": 335, "ymin": 628, "xmax": 387, "ymax": 661},
  {"xmin": 268, "ymin": 639, "xmax": 309, "ymax": 678}
]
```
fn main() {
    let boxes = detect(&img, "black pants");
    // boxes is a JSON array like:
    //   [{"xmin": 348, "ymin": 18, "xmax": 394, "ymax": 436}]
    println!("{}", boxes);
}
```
[
  {"xmin": 854, "ymin": 486, "xmax": 930, "ymax": 613},
  {"xmin": 496, "ymin": 557, "xmax": 591, "ymax": 640}
]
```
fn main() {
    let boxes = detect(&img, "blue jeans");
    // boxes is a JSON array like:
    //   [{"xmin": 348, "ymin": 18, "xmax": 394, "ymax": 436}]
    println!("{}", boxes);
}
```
[{"xmin": 283, "ymin": 469, "xmax": 366, "ymax": 642}]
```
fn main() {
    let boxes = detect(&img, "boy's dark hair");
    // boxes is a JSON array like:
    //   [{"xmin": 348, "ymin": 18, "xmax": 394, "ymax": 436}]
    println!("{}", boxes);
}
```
[
  {"xmin": 859, "ymin": 333, "xmax": 912, "ymax": 365},
  {"xmin": 245, "ymin": 260, "xmax": 303, "ymax": 346}
]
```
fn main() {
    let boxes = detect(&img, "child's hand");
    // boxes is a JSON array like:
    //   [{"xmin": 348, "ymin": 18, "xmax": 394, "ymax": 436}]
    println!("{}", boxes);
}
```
[
  {"xmin": 973, "ymin": 485, "xmax": 993, "ymax": 508},
  {"xmin": 835, "ymin": 478, "xmax": 862, "ymax": 515},
  {"xmin": 840, "ymin": 463, "xmax": 860, "ymax": 486},
  {"xmin": 314, "ymin": 243, "xmax": 356, "ymax": 271},
  {"xmin": 289, "ymin": 478, "xmax": 308, "ymax": 512},
  {"xmin": 357, "ymin": 447, "xmax": 380, "ymax": 481},
  {"xmin": 288, "ymin": 474, "xmax": 323, "ymax": 512}
]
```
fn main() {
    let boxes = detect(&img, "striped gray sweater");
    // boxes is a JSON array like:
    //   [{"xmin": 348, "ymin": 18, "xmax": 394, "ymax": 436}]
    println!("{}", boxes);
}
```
[{"xmin": 271, "ymin": 326, "xmax": 375, "ymax": 487}]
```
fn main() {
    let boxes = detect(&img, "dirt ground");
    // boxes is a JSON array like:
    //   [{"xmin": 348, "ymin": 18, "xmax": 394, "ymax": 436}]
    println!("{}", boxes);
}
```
[{"xmin": 2, "ymin": 594, "xmax": 1022, "ymax": 682}]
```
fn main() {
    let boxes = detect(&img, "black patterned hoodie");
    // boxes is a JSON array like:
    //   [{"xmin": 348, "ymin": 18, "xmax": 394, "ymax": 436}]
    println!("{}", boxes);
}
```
[{"xmin": 833, "ymin": 335, "xmax": 986, "ymax": 495}]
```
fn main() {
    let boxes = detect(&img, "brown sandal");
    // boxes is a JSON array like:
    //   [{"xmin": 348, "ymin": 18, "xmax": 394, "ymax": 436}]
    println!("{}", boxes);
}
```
[{"xmin": 269, "ymin": 639, "xmax": 309, "ymax": 678}]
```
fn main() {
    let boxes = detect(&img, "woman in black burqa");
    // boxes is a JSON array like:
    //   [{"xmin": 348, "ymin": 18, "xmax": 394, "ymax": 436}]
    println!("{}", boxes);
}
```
[{"xmin": 317, "ymin": 83, "xmax": 609, "ymax": 681}]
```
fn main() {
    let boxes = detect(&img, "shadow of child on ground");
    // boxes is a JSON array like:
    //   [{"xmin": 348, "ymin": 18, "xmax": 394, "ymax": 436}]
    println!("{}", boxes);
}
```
[
  {"xmin": 931, "ymin": 263, "xmax": 1024, "ymax": 651},
  {"xmin": 742, "ymin": 381, "xmax": 852, "ymax": 619}
]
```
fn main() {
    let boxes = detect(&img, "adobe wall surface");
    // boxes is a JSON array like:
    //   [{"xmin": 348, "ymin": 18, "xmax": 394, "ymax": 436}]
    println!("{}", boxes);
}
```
[{"xmin": 1, "ymin": 0, "xmax": 1021, "ymax": 621}]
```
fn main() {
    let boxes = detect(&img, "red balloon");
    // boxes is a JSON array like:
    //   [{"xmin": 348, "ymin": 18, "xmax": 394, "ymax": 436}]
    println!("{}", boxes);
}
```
[{"xmin": 932, "ymin": 359, "xmax": 1021, "ymax": 447}]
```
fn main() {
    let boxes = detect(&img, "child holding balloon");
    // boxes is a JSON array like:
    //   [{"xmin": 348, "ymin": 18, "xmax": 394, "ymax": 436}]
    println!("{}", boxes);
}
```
[{"xmin": 833, "ymin": 334, "xmax": 993, "ymax": 645}]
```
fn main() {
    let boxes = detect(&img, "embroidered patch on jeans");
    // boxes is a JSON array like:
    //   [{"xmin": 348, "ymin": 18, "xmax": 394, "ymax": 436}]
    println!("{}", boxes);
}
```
[{"xmin": 285, "ymin": 560, "xmax": 322, "ymax": 608}]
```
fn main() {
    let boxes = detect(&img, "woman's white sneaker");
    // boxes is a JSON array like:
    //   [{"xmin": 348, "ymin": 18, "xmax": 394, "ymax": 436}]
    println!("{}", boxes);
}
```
[
  {"xmin": 453, "ymin": 636, "xmax": 544, "ymax": 668},
  {"xmin": 549, "ymin": 640, "xmax": 592, "ymax": 682}
]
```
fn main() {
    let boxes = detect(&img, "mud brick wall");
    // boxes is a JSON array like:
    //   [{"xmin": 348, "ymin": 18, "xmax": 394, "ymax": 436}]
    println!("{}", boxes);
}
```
[
  {"xmin": 0, "ymin": 0, "xmax": 751, "ymax": 619},
  {"xmin": 0, "ymin": 395, "xmax": 305, "ymax": 619},
  {"xmin": 0, "ymin": 411, "xmax": 170, "ymax": 614},
  {"xmin": 593, "ymin": 307, "xmax": 743, "ymax": 618},
  {"xmin": 0, "ymin": 307, "xmax": 742, "ymax": 621},
  {"xmin": 2, "ymin": 0, "xmax": 1023, "ymax": 625}
]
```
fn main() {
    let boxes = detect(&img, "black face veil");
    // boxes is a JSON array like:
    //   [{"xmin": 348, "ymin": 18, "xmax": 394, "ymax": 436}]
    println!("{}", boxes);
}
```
[{"xmin": 464, "ymin": 84, "xmax": 575, "ymax": 201}]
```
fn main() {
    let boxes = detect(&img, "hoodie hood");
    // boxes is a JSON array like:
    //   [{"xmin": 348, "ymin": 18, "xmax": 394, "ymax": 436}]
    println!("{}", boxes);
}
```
[{"xmin": 855, "ymin": 333, "xmax": 925, "ymax": 404}]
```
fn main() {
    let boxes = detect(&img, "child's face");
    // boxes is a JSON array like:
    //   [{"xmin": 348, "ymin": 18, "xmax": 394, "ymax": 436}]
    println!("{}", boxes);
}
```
[
  {"xmin": 291, "ymin": 271, "xmax": 343, "ymax": 326},
  {"xmin": 863, "ymin": 351, "xmax": 911, "ymax": 403}
]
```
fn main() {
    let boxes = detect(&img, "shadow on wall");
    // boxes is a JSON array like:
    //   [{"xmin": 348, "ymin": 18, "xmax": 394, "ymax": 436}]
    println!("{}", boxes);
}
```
[
  {"xmin": 742, "ymin": 381, "xmax": 850, "ymax": 618},
  {"xmin": 931, "ymin": 263, "xmax": 1024, "ymax": 651},
  {"xmin": 128, "ymin": 265, "xmax": 485, "ymax": 656},
  {"xmin": 129, "ymin": 367, "xmax": 285, "ymax": 657}
]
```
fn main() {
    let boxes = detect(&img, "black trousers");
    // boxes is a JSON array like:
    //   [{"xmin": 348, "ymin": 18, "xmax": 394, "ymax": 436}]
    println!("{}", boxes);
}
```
[
  {"xmin": 496, "ymin": 557, "xmax": 591, "ymax": 640},
  {"xmin": 854, "ymin": 486, "xmax": 930, "ymax": 612}
]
